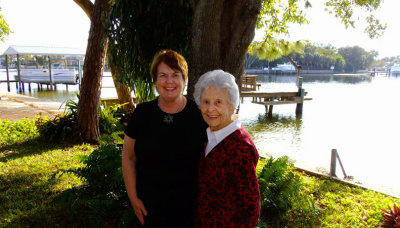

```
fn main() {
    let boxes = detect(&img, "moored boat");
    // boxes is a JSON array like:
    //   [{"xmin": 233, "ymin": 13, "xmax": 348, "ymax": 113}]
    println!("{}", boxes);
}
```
[
  {"xmin": 271, "ymin": 62, "xmax": 295, "ymax": 72},
  {"xmin": 15, "ymin": 69, "xmax": 77, "ymax": 84}
]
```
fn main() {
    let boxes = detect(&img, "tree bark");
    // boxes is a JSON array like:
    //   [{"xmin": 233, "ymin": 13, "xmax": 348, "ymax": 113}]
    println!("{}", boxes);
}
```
[
  {"xmin": 187, "ymin": 0, "xmax": 262, "ymax": 99},
  {"xmin": 77, "ymin": 0, "xmax": 109, "ymax": 143},
  {"xmin": 74, "ymin": 0, "xmax": 134, "ymax": 111}
]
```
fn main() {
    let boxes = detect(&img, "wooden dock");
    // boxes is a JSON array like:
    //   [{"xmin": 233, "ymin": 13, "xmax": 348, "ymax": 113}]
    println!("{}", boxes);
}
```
[{"xmin": 240, "ymin": 75, "xmax": 311, "ymax": 116}]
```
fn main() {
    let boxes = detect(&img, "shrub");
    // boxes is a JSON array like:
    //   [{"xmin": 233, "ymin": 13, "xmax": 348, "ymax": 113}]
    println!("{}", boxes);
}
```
[
  {"xmin": 35, "ymin": 114, "xmax": 79, "ymax": 143},
  {"xmin": 257, "ymin": 156, "xmax": 319, "ymax": 226},
  {"xmin": 50, "ymin": 134, "xmax": 136, "ymax": 227},
  {"xmin": 381, "ymin": 203, "xmax": 400, "ymax": 228},
  {"xmin": 0, "ymin": 118, "xmax": 38, "ymax": 146},
  {"xmin": 35, "ymin": 94, "xmax": 125, "ymax": 143},
  {"xmin": 99, "ymin": 102, "xmax": 125, "ymax": 134}
]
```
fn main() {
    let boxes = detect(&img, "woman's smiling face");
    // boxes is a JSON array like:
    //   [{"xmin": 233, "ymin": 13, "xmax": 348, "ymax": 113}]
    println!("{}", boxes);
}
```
[
  {"xmin": 200, "ymin": 86, "xmax": 235, "ymax": 131},
  {"xmin": 155, "ymin": 62, "xmax": 185, "ymax": 101}
]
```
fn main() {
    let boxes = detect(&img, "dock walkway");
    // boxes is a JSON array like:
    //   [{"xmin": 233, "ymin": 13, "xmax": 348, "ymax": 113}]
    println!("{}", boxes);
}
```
[{"xmin": 240, "ymin": 75, "xmax": 310, "ymax": 115}]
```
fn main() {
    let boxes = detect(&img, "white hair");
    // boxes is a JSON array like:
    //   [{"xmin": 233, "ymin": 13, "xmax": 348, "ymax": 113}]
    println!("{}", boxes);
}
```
[{"xmin": 193, "ymin": 69, "xmax": 239, "ymax": 109}]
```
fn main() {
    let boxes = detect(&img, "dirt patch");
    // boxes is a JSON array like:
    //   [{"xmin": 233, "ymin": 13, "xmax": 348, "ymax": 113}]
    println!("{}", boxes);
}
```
[{"xmin": 0, "ymin": 96, "xmax": 59, "ymax": 121}]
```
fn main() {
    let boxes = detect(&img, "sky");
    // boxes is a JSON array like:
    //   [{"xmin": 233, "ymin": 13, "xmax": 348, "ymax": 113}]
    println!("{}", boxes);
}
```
[{"xmin": 0, "ymin": 0, "xmax": 399, "ymax": 59}]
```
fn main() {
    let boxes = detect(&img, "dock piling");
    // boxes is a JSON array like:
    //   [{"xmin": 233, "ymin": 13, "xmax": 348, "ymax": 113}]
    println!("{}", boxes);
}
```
[
  {"xmin": 330, "ymin": 149, "xmax": 348, "ymax": 179},
  {"xmin": 295, "ymin": 77, "xmax": 304, "ymax": 115}
]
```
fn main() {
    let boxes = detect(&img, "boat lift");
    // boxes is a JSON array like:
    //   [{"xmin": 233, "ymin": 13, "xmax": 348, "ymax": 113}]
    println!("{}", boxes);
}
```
[{"xmin": 2, "ymin": 45, "xmax": 85, "ymax": 92}]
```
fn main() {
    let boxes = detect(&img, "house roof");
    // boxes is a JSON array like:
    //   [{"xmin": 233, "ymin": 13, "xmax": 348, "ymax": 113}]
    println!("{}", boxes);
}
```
[{"xmin": 2, "ymin": 45, "xmax": 85, "ymax": 56}]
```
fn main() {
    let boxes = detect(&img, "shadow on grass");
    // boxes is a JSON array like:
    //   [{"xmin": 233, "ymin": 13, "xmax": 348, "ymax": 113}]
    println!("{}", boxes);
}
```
[
  {"xmin": 0, "ymin": 171, "xmax": 74, "ymax": 227},
  {"xmin": 0, "ymin": 137, "xmax": 82, "ymax": 163}
]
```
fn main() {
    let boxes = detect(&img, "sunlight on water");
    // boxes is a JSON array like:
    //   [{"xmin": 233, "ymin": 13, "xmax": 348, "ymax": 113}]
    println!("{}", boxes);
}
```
[{"xmin": 0, "ymin": 70, "xmax": 117, "ymax": 103}]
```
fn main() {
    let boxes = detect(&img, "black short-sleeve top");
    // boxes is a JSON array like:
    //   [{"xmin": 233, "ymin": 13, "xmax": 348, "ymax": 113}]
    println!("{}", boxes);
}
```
[{"xmin": 124, "ymin": 98, "xmax": 207, "ymax": 215}]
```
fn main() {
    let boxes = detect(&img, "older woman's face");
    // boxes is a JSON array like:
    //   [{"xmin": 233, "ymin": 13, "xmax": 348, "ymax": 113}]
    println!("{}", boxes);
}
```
[
  {"xmin": 200, "ymin": 86, "xmax": 235, "ymax": 131},
  {"xmin": 155, "ymin": 62, "xmax": 185, "ymax": 102}
]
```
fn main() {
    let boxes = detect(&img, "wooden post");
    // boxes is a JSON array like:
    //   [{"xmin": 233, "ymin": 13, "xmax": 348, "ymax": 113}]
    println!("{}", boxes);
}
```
[
  {"xmin": 35, "ymin": 56, "xmax": 39, "ymax": 69},
  {"xmin": 17, "ymin": 54, "xmax": 22, "ymax": 92},
  {"xmin": 296, "ymin": 77, "xmax": 304, "ymax": 115},
  {"xmin": 268, "ymin": 105, "xmax": 273, "ymax": 117},
  {"xmin": 78, "ymin": 59, "xmax": 82, "ymax": 89},
  {"xmin": 330, "ymin": 149, "xmax": 337, "ymax": 177},
  {"xmin": 48, "ymin": 56, "xmax": 54, "ymax": 89},
  {"xmin": 5, "ymin": 55, "xmax": 10, "ymax": 92}
]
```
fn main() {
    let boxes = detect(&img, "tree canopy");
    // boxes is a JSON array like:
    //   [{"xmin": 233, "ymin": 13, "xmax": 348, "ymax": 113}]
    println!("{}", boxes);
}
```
[
  {"xmin": 0, "ymin": 7, "xmax": 10, "ymax": 42},
  {"xmin": 104, "ymin": 0, "xmax": 385, "ymax": 102},
  {"xmin": 105, "ymin": 0, "xmax": 192, "ymax": 103}
]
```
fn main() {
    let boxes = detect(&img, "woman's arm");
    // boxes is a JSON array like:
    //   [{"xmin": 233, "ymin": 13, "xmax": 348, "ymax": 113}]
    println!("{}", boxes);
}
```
[
  {"xmin": 122, "ymin": 135, "xmax": 148, "ymax": 225},
  {"xmin": 223, "ymin": 144, "xmax": 260, "ymax": 227}
]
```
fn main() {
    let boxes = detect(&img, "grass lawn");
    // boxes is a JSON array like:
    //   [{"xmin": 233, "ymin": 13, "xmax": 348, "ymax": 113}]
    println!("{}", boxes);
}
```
[{"xmin": 1, "ymin": 118, "xmax": 399, "ymax": 227}]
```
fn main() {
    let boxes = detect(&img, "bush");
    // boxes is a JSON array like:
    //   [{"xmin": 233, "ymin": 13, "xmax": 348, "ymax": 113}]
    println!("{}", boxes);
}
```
[
  {"xmin": 257, "ymin": 156, "xmax": 319, "ymax": 226},
  {"xmin": 35, "ymin": 94, "xmax": 125, "ymax": 143},
  {"xmin": 0, "ymin": 118, "xmax": 38, "ymax": 146},
  {"xmin": 50, "ymin": 134, "xmax": 136, "ymax": 227},
  {"xmin": 35, "ymin": 114, "xmax": 79, "ymax": 143},
  {"xmin": 99, "ymin": 102, "xmax": 125, "ymax": 134},
  {"xmin": 381, "ymin": 203, "xmax": 400, "ymax": 227}
]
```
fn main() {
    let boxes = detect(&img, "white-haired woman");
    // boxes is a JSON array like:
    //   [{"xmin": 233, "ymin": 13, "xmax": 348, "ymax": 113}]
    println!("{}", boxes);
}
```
[{"xmin": 194, "ymin": 70, "xmax": 260, "ymax": 227}]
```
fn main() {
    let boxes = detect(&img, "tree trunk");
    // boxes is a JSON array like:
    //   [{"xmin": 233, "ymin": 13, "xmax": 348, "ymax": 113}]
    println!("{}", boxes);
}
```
[
  {"xmin": 74, "ymin": 0, "xmax": 134, "ymax": 112},
  {"xmin": 77, "ymin": 0, "xmax": 109, "ymax": 143},
  {"xmin": 109, "ymin": 61, "xmax": 135, "ymax": 110},
  {"xmin": 285, "ymin": 55, "xmax": 301, "ymax": 76},
  {"xmin": 187, "ymin": 0, "xmax": 262, "ymax": 99}
]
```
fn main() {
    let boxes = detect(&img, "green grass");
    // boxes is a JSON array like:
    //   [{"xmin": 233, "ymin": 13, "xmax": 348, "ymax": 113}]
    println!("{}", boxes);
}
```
[
  {"xmin": 0, "ymin": 119, "xmax": 94, "ymax": 227},
  {"xmin": 1, "ymin": 118, "xmax": 399, "ymax": 227},
  {"xmin": 300, "ymin": 174, "xmax": 399, "ymax": 227}
]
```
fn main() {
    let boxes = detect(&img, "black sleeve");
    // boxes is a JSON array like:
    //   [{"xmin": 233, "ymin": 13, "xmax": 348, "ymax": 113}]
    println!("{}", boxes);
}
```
[{"xmin": 124, "ymin": 103, "xmax": 144, "ymax": 139}]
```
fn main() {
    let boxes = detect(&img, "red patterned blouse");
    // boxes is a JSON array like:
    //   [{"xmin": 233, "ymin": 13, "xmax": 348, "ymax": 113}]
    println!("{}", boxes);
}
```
[{"xmin": 195, "ymin": 126, "xmax": 260, "ymax": 228}]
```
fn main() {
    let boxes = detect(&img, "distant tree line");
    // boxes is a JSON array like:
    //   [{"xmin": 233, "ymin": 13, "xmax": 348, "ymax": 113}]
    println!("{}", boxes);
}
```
[{"xmin": 246, "ymin": 41, "xmax": 381, "ymax": 72}]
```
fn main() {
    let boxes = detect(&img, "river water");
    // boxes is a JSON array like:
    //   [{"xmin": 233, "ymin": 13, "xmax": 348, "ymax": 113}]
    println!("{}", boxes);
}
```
[{"xmin": 1, "ymin": 70, "xmax": 399, "ymax": 197}]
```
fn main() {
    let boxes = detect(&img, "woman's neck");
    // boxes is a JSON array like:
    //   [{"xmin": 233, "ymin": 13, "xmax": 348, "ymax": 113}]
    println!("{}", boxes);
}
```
[{"xmin": 158, "ymin": 96, "xmax": 186, "ymax": 114}]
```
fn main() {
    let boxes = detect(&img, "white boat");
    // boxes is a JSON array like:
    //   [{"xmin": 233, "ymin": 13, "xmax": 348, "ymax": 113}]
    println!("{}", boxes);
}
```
[
  {"xmin": 15, "ymin": 68, "xmax": 77, "ymax": 84},
  {"xmin": 271, "ymin": 62, "xmax": 295, "ymax": 72},
  {"xmin": 390, "ymin": 64, "xmax": 400, "ymax": 74}
]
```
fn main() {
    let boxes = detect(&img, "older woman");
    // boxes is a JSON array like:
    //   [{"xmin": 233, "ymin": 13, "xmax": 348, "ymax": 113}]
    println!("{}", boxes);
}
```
[
  {"xmin": 194, "ymin": 70, "xmax": 260, "ymax": 227},
  {"xmin": 122, "ymin": 50, "xmax": 207, "ymax": 227}
]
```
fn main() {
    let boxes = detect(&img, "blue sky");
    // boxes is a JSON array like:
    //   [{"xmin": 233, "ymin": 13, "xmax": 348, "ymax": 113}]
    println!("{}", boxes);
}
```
[{"xmin": 1, "ymin": 0, "xmax": 399, "ymax": 58}]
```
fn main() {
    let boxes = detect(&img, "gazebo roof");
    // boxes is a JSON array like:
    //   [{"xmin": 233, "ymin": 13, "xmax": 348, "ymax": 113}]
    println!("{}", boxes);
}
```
[{"xmin": 2, "ymin": 45, "xmax": 85, "ymax": 56}]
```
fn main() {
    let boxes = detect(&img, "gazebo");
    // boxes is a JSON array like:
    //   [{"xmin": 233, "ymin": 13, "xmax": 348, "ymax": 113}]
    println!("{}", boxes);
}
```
[{"xmin": 2, "ymin": 45, "xmax": 85, "ymax": 92}]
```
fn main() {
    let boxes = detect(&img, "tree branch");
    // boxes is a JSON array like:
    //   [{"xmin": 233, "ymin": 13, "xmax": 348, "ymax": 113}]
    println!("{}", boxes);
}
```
[{"xmin": 73, "ymin": 0, "xmax": 94, "ymax": 18}]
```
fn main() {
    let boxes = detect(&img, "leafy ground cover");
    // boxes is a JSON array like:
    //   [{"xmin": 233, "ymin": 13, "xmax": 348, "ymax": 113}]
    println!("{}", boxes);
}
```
[{"xmin": 1, "ymin": 118, "xmax": 399, "ymax": 227}]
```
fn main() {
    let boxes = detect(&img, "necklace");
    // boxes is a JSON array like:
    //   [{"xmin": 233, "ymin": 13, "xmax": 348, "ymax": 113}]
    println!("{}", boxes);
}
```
[{"xmin": 159, "ymin": 97, "xmax": 186, "ymax": 124}]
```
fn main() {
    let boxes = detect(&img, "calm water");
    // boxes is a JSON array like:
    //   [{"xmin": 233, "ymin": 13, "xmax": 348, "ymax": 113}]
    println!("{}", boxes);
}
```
[
  {"xmin": 239, "ymin": 73, "xmax": 400, "ymax": 196},
  {"xmin": 1, "ymin": 70, "xmax": 399, "ymax": 196}
]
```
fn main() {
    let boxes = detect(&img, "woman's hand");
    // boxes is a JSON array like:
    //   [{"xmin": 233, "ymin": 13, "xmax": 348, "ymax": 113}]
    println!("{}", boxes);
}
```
[{"xmin": 131, "ymin": 197, "xmax": 148, "ymax": 225}]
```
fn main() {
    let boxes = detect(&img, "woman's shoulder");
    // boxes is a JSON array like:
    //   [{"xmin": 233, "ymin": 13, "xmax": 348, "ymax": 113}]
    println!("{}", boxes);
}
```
[
  {"xmin": 135, "ymin": 99, "xmax": 158, "ymax": 111},
  {"xmin": 227, "ymin": 127, "xmax": 258, "ymax": 153},
  {"xmin": 186, "ymin": 97, "xmax": 197, "ymax": 107},
  {"xmin": 184, "ymin": 98, "xmax": 201, "ymax": 113}
]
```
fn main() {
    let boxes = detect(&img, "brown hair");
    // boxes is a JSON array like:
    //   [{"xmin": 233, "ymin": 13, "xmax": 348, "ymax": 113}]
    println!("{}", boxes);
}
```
[{"xmin": 150, "ymin": 50, "xmax": 188, "ymax": 83}]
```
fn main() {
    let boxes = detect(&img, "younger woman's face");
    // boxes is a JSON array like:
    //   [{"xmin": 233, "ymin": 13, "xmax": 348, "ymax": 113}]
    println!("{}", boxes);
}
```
[{"xmin": 155, "ymin": 62, "xmax": 185, "ymax": 102}]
